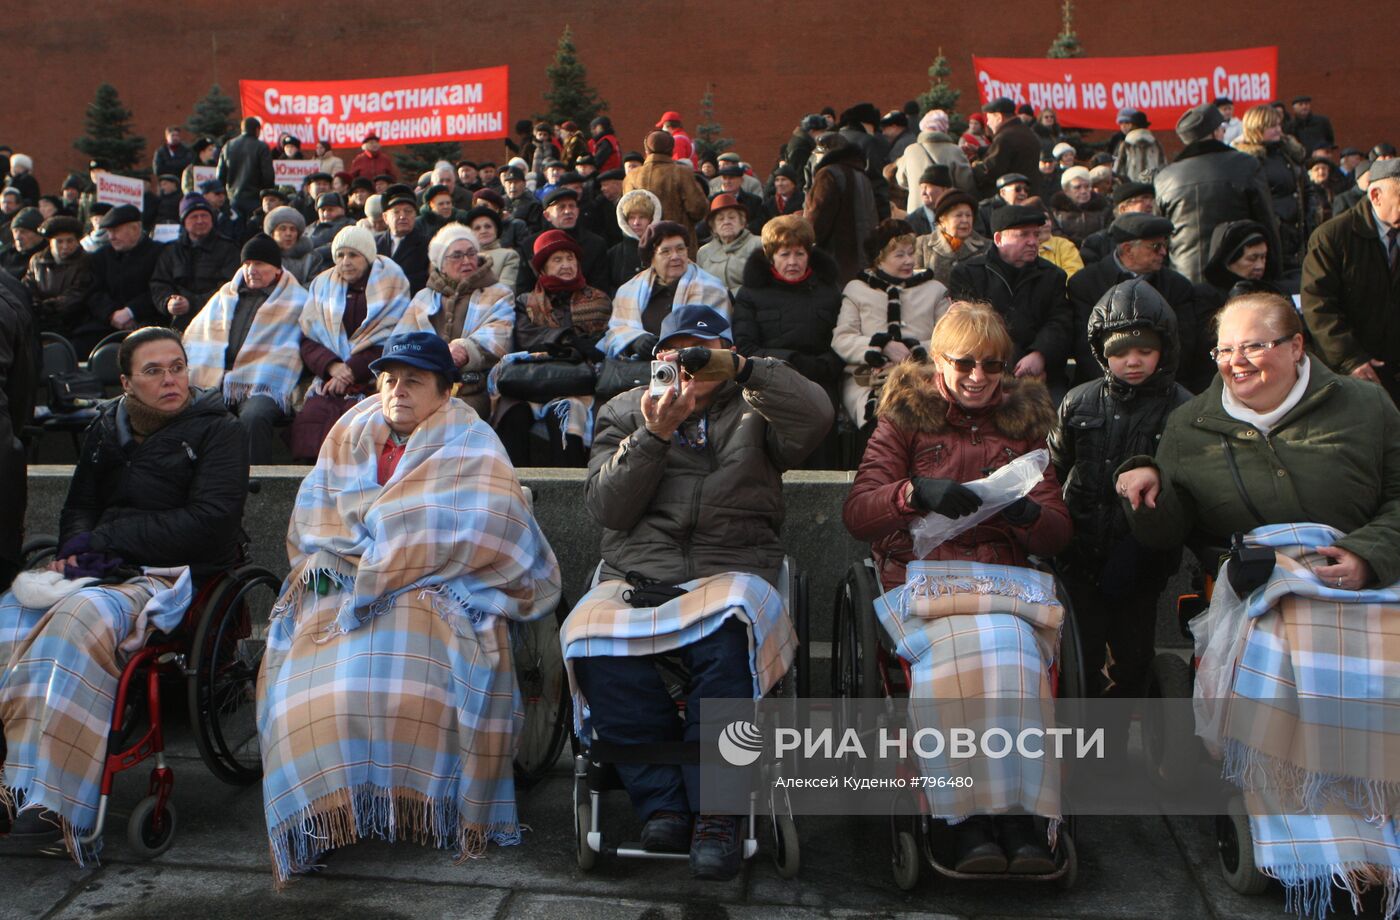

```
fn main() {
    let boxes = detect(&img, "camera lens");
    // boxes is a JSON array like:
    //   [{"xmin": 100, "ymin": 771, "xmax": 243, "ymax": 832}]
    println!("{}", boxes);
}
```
[{"xmin": 654, "ymin": 364, "xmax": 676, "ymax": 383}]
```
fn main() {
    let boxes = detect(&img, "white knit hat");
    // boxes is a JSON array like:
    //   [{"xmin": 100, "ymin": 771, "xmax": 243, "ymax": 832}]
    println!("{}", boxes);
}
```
[
  {"xmin": 428, "ymin": 223, "xmax": 478, "ymax": 270},
  {"xmin": 331, "ymin": 225, "xmax": 377, "ymax": 263}
]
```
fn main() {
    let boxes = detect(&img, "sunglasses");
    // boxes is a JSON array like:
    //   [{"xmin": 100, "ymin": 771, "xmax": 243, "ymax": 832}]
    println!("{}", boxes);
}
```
[{"xmin": 941, "ymin": 354, "xmax": 1006, "ymax": 374}]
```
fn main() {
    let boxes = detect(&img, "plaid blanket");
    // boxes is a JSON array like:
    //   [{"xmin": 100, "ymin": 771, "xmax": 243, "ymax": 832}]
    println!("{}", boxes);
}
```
[
  {"xmin": 874, "ymin": 561, "xmax": 1064, "ymax": 834},
  {"xmin": 259, "ymin": 395, "xmax": 561, "ymax": 885},
  {"xmin": 301, "ymin": 256, "xmax": 411, "ymax": 399},
  {"xmin": 559, "ymin": 572, "xmax": 795, "ymax": 736},
  {"xmin": 0, "ymin": 568, "xmax": 192, "ymax": 865},
  {"xmin": 186, "ymin": 267, "xmax": 309, "ymax": 412},
  {"xmin": 1201, "ymin": 523, "xmax": 1400, "ymax": 920},
  {"xmin": 601, "ymin": 263, "xmax": 731, "ymax": 358},
  {"xmin": 395, "ymin": 285, "xmax": 515, "ymax": 367}
]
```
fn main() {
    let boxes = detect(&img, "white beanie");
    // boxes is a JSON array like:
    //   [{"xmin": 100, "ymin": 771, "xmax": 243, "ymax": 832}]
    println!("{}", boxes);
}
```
[
  {"xmin": 1052, "ymin": 142, "xmax": 1076, "ymax": 159},
  {"xmin": 9, "ymin": 153, "xmax": 32, "ymax": 173},
  {"xmin": 331, "ymin": 225, "xmax": 377, "ymax": 263},
  {"xmin": 364, "ymin": 194, "xmax": 384, "ymax": 219},
  {"xmin": 1060, "ymin": 165, "xmax": 1092, "ymax": 188},
  {"xmin": 427, "ymin": 222, "xmax": 478, "ymax": 270}
]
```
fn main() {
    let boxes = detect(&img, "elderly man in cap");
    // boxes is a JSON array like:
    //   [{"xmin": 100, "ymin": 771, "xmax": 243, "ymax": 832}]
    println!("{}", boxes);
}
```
[
  {"xmin": 707, "ymin": 153, "xmax": 764, "ymax": 199},
  {"xmin": 151, "ymin": 174, "xmax": 183, "ymax": 226},
  {"xmin": 949, "ymin": 204, "xmax": 1072, "ymax": 385},
  {"xmin": 975, "ymin": 171, "xmax": 1031, "ymax": 237},
  {"xmin": 350, "ymin": 133, "xmax": 396, "ymax": 182},
  {"xmin": 1301, "ymin": 157, "xmax": 1400, "ymax": 403},
  {"xmin": 1287, "ymin": 95, "xmax": 1335, "ymax": 155},
  {"xmin": 245, "ymin": 187, "xmax": 290, "ymax": 244},
  {"xmin": 1079, "ymin": 181, "xmax": 1155, "ymax": 265},
  {"xmin": 307, "ymin": 192, "xmax": 352, "ymax": 248},
  {"xmin": 974, "ymin": 98, "xmax": 1043, "ymax": 198},
  {"xmin": 375, "ymin": 184, "xmax": 430, "ymax": 293},
  {"xmin": 517, "ymin": 187, "xmax": 609, "ymax": 294},
  {"xmin": 622, "ymin": 131, "xmax": 709, "ymax": 254},
  {"xmin": 1153, "ymin": 103, "xmax": 1278, "ymax": 284},
  {"xmin": 1066, "ymin": 212, "xmax": 1202, "ymax": 387},
  {"xmin": 880, "ymin": 110, "xmax": 917, "ymax": 162},
  {"xmin": 1, "ymin": 208, "xmax": 45, "ymax": 280},
  {"xmin": 150, "ymin": 194, "xmax": 241, "ymax": 331},
  {"xmin": 500, "ymin": 165, "xmax": 544, "ymax": 233},
  {"xmin": 217, "ymin": 117, "xmax": 275, "ymax": 218},
  {"xmin": 88, "ymin": 204, "xmax": 163, "ymax": 336},
  {"xmin": 183, "ymin": 234, "xmax": 308, "ymax": 462},
  {"xmin": 565, "ymin": 302, "xmax": 830, "ymax": 880},
  {"xmin": 200, "ymin": 178, "xmax": 244, "ymax": 242}
]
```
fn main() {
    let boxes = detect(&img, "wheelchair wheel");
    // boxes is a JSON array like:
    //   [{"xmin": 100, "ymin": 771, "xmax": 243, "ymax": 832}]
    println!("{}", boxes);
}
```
[
  {"xmin": 1144, "ymin": 653, "xmax": 1197, "ymax": 793},
  {"xmin": 892, "ymin": 826, "xmax": 921, "ymax": 891},
  {"xmin": 512, "ymin": 597, "xmax": 570, "ymax": 787},
  {"xmin": 575, "ymin": 800, "xmax": 597, "ymax": 871},
  {"xmin": 1055, "ymin": 580, "xmax": 1086, "ymax": 699},
  {"xmin": 831, "ymin": 562, "xmax": 881, "ymax": 701},
  {"xmin": 772, "ymin": 813, "xmax": 800, "ymax": 879},
  {"xmin": 187, "ymin": 566, "xmax": 279, "ymax": 786},
  {"xmin": 127, "ymin": 795, "xmax": 177, "ymax": 859},
  {"xmin": 1217, "ymin": 796, "xmax": 1269, "ymax": 895}
]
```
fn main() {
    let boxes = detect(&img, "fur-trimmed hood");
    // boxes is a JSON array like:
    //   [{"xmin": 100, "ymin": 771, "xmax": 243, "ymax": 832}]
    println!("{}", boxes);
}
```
[
  {"xmin": 875, "ymin": 361, "xmax": 1055, "ymax": 440},
  {"xmin": 615, "ymin": 188, "xmax": 663, "ymax": 240}
]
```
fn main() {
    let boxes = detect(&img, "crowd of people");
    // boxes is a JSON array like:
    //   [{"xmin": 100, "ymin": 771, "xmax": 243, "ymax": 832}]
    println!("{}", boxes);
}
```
[{"xmin": 1, "ymin": 89, "xmax": 1399, "ymax": 917}]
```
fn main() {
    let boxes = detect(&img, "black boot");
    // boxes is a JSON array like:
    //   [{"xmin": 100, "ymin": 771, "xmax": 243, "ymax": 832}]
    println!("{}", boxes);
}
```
[
  {"xmin": 952, "ymin": 814, "xmax": 1007, "ymax": 873},
  {"xmin": 998, "ymin": 815, "xmax": 1056, "ymax": 874}
]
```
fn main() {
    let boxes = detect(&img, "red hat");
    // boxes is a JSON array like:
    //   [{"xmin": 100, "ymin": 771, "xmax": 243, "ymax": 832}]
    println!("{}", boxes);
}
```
[
  {"xmin": 363, "ymin": 132, "xmax": 380, "ymax": 142},
  {"xmin": 561, "ymin": 120, "xmax": 579, "ymax": 132},
  {"xmin": 655, "ymin": 111, "xmax": 683, "ymax": 128},
  {"xmin": 531, "ymin": 229, "xmax": 584, "ymax": 273}
]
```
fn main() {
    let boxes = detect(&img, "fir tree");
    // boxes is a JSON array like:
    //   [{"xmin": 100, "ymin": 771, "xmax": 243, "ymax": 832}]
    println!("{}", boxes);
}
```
[
  {"xmin": 538, "ymin": 26, "xmax": 608, "ymax": 126},
  {"xmin": 916, "ymin": 49, "xmax": 967, "ymax": 136},
  {"xmin": 692, "ymin": 84, "xmax": 734, "ymax": 162},
  {"xmin": 74, "ymin": 83, "xmax": 146, "ymax": 174},
  {"xmin": 187, "ymin": 84, "xmax": 238, "ymax": 142},
  {"xmin": 1047, "ymin": 0, "xmax": 1084, "ymax": 58},
  {"xmin": 394, "ymin": 143, "xmax": 463, "ymax": 183}
]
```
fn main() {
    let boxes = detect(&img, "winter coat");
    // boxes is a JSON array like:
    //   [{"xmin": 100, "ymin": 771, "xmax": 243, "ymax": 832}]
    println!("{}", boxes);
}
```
[
  {"xmin": 893, "ymin": 132, "xmax": 977, "ymax": 212},
  {"xmin": 621, "ymin": 153, "xmax": 709, "ymax": 252},
  {"xmin": 89, "ymin": 234, "xmax": 164, "ymax": 326},
  {"xmin": 974, "ymin": 120, "xmax": 1042, "ymax": 197},
  {"xmin": 217, "ymin": 131, "xmax": 275, "ymax": 213},
  {"xmin": 512, "ymin": 283, "xmax": 612, "ymax": 359},
  {"xmin": 831, "ymin": 269, "xmax": 951, "ymax": 426},
  {"xmin": 1233, "ymin": 137, "xmax": 1306, "ymax": 268},
  {"xmin": 806, "ymin": 147, "xmax": 879, "ymax": 286},
  {"xmin": 838, "ymin": 126, "xmax": 891, "ymax": 219},
  {"xmin": 1153, "ymin": 139, "xmax": 1279, "ymax": 285},
  {"xmin": 1039, "ymin": 236, "xmax": 1084, "ymax": 278},
  {"xmin": 1286, "ymin": 113, "xmax": 1335, "ymax": 154},
  {"xmin": 0, "ymin": 274, "xmax": 35, "ymax": 576},
  {"xmin": 508, "ymin": 193, "xmax": 545, "ymax": 233},
  {"xmin": 23, "ymin": 247, "xmax": 94, "ymax": 338},
  {"xmin": 914, "ymin": 231, "xmax": 992, "ymax": 287},
  {"xmin": 1122, "ymin": 356, "xmax": 1400, "ymax": 586},
  {"xmin": 60, "ymin": 387, "xmax": 249, "ymax": 576},
  {"xmin": 589, "ymin": 133, "xmax": 621, "ymax": 172},
  {"xmin": 1066, "ymin": 254, "xmax": 1203, "ymax": 388},
  {"xmin": 732, "ymin": 247, "xmax": 844, "ymax": 401},
  {"xmin": 150, "ymin": 229, "xmax": 242, "ymax": 331},
  {"xmin": 585, "ymin": 358, "xmax": 833, "ymax": 587},
  {"xmin": 761, "ymin": 188, "xmax": 805, "ymax": 224},
  {"xmin": 1301, "ymin": 198, "xmax": 1400, "ymax": 403},
  {"xmin": 1050, "ymin": 192, "xmax": 1112, "ymax": 246},
  {"xmin": 1112, "ymin": 128, "xmax": 1166, "ymax": 184},
  {"xmin": 153, "ymin": 143, "xmax": 194, "ymax": 181},
  {"xmin": 948, "ymin": 250, "xmax": 1073, "ymax": 371},
  {"xmin": 348, "ymin": 149, "xmax": 396, "ymax": 182},
  {"xmin": 697, "ymin": 229, "xmax": 763, "ymax": 293},
  {"xmin": 317, "ymin": 153, "xmax": 346, "ymax": 177},
  {"xmin": 376, "ymin": 223, "xmax": 431, "ymax": 294},
  {"xmin": 843, "ymin": 364, "xmax": 1071, "ymax": 591},
  {"xmin": 1050, "ymin": 279, "xmax": 1192, "ymax": 579},
  {"xmin": 478, "ymin": 243, "xmax": 520, "ymax": 293},
  {"xmin": 785, "ymin": 130, "xmax": 817, "ymax": 183},
  {"xmin": 279, "ymin": 236, "xmax": 325, "ymax": 286}
]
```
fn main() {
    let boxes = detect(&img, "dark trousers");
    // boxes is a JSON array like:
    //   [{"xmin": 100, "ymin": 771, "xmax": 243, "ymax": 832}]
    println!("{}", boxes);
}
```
[
  {"xmin": 573, "ymin": 618, "xmax": 752, "ymax": 819},
  {"xmin": 495, "ymin": 402, "xmax": 588, "ymax": 468},
  {"xmin": 1064, "ymin": 574, "xmax": 1159, "ymax": 699},
  {"xmin": 234, "ymin": 395, "xmax": 284, "ymax": 465}
]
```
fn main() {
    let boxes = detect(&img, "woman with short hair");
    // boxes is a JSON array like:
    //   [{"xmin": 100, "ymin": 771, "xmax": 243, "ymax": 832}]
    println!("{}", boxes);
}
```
[
  {"xmin": 602, "ymin": 221, "xmax": 730, "ymax": 359},
  {"xmin": 914, "ymin": 189, "xmax": 991, "ymax": 286}
]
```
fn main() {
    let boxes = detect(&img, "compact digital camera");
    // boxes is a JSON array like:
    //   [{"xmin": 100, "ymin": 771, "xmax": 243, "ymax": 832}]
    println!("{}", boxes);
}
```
[{"xmin": 649, "ymin": 358, "xmax": 680, "ymax": 398}]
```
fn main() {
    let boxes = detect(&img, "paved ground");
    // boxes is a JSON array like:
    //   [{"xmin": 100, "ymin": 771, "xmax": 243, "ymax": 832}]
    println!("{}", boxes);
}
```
[{"xmin": 1, "ymin": 720, "xmax": 1386, "ymax": 920}]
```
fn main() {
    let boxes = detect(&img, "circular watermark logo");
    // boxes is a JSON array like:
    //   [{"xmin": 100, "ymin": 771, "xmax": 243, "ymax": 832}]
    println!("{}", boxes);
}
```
[{"xmin": 717, "ymin": 719, "xmax": 764, "ymax": 766}]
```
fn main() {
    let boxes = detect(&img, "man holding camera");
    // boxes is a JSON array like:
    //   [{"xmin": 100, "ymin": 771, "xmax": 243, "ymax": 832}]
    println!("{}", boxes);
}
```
[{"xmin": 564, "ymin": 304, "xmax": 832, "ymax": 880}]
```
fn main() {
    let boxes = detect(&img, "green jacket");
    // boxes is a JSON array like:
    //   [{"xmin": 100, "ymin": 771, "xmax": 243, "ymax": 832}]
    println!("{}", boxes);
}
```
[{"xmin": 1122, "ymin": 357, "xmax": 1400, "ymax": 585}]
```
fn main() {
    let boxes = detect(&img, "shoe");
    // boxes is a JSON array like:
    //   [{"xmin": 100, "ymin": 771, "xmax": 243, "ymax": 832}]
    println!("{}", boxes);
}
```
[
  {"xmin": 639, "ymin": 810, "xmax": 691, "ymax": 853},
  {"xmin": 952, "ymin": 815, "xmax": 1007, "ymax": 873},
  {"xmin": 998, "ymin": 815, "xmax": 1056, "ymax": 875},
  {"xmin": 9, "ymin": 808, "xmax": 60, "ymax": 838},
  {"xmin": 689, "ymin": 814, "xmax": 741, "ymax": 880}
]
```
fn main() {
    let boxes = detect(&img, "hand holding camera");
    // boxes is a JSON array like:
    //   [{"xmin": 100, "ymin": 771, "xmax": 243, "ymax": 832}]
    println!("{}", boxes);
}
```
[{"xmin": 641, "ymin": 374, "xmax": 695, "ymax": 440}]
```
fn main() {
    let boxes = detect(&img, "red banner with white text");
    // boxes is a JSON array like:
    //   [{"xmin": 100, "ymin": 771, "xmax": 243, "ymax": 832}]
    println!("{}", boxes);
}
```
[
  {"xmin": 239, "ymin": 66, "xmax": 509, "ymax": 148},
  {"xmin": 972, "ymin": 47, "xmax": 1277, "ymax": 131}
]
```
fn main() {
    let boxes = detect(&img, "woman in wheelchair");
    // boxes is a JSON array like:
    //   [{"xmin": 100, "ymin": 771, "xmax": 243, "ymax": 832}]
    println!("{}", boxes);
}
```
[
  {"xmin": 842, "ymin": 301, "xmax": 1071, "ymax": 874},
  {"xmin": 1, "ymin": 326, "xmax": 249, "ymax": 860},
  {"xmin": 256, "ymin": 331, "xmax": 561, "ymax": 886},
  {"xmin": 562, "ymin": 304, "xmax": 832, "ymax": 880},
  {"xmin": 1116, "ymin": 293, "xmax": 1400, "ymax": 915}
]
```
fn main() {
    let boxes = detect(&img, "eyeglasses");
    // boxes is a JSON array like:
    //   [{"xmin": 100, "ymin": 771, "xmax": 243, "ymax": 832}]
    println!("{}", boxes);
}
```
[
  {"xmin": 941, "ymin": 354, "xmax": 1006, "ymax": 375},
  {"xmin": 1209, "ymin": 336, "xmax": 1292, "ymax": 363},
  {"xmin": 442, "ymin": 250, "xmax": 477, "ymax": 263},
  {"xmin": 1138, "ymin": 240, "xmax": 1169, "ymax": 254},
  {"xmin": 136, "ymin": 362, "xmax": 188, "ymax": 380},
  {"xmin": 654, "ymin": 245, "xmax": 688, "ymax": 259}
]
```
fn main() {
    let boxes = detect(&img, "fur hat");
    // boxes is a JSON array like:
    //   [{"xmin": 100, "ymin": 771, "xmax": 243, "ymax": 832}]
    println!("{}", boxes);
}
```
[
  {"xmin": 331, "ymin": 225, "xmax": 377, "ymax": 263},
  {"xmin": 644, "ymin": 131, "xmax": 675, "ymax": 155},
  {"xmin": 263, "ymin": 205, "xmax": 305, "ymax": 236},
  {"xmin": 864, "ymin": 218, "xmax": 917, "ymax": 263}
]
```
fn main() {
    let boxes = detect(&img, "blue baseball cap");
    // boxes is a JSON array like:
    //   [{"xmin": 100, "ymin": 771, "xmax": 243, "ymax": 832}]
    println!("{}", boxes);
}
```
[
  {"xmin": 656, "ymin": 305, "xmax": 733, "ymax": 349},
  {"xmin": 368, "ymin": 332, "xmax": 461, "ymax": 382}
]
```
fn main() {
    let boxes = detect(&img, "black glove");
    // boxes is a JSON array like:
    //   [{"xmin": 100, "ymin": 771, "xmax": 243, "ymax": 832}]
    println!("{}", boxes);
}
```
[
  {"xmin": 1002, "ymin": 497, "xmax": 1042, "ymax": 526},
  {"xmin": 910, "ymin": 478, "xmax": 983, "ymax": 518},
  {"xmin": 544, "ymin": 340, "xmax": 584, "ymax": 362},
  {"xmin": 629, "ymin": 334, "xmax": 659, "ymax": 358},
  {"xmin": 864, "ymin": 349, "xmax": 888, "ymax": 367}
]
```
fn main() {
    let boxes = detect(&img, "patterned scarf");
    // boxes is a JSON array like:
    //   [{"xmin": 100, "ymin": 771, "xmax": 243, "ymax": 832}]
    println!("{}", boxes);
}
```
[
  {"xmin": 300, "ymin": 255, "xmax": 412, "ymax": 398},
  {"xmin": 602, "ymin": 262, "xmax": 731, "ymax": 357},
  {"xmin": 397, "ymin": 279, "xmax": 514, "ymax": 368},
  {"xmin": 523, "ymin": 282, "xmax": 613, "ymax": 334},
  {"xmin": 186, "ymin": 268, "xmax": 308, "ymax": 412}
]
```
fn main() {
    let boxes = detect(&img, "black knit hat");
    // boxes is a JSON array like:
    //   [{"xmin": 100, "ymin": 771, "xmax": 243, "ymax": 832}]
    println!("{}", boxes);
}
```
[
  {"xmin": 919, "ymin": 164, "xmax": 953, "ymax": 187},
  {"xmin": 240, "ymin": 233, "xmax": 282, "ymax": 268},
  {"xmin": 462, "ymin": 205, "xmax": 502, "ymax": 235},
  {"xmin": 864, "ymin": 218, "xmax": 917, "ymax": 263}
]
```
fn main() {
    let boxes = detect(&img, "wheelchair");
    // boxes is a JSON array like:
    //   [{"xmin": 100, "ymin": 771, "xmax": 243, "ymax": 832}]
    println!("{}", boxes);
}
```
[
  {"xmin": 570, "ymin": 558, "xmax": 808, "ymax": 877},
  {"xmin": 830, "ymin": 557, "xmax": 1084, "ymax": 890},
  {"xmin": 17, "ymin": 536, "xmax": 279, "ymax": 858},
  {"xmin": 1141, "ymin": 542, "xmax": 1268, "ymax": 896}
]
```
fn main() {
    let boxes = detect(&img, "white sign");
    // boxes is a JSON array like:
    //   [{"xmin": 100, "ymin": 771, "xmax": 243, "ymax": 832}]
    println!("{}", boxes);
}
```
[
  {"xmin": 273, "ymin": 159, "xmax": 321, "ymax": 187},
  {"xmin": 192, "ymin": 165, "xmax": 218, "ymax": 187},
  {"xmin": 94, "ymin": 171, "xmax": 144, "ymax": 211},
  {"xmin": 151, "ymin": 224, "xmax": 181, "ymax": 243}
]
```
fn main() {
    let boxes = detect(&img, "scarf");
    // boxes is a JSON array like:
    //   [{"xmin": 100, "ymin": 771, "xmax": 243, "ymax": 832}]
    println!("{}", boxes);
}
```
[
  {"xmin": 1221, "ymin": 359, "xmax": 1310, "ymax": 436},
  {"xmin": 857, "ymin": 267, "xmax": 936, "ymax": 360},
  {"xmin": 942, "ymin": 232, "xmax": 963, "ymax": 252},
  {"xmin": 186, "ymin": 268, "xmax": 308, "ymax": 412},
  {"xmin": 423, "ymin": 262, "xmax": 499, "ymax": 341},
  {"xmin": 523, "ymin": 282, "xmax": 612, "ymax": 334},
  {"xmin": 769, "ymin": 265, "xmax": 813, "ymax": 286},
  {"xmin": 124, "ymin": 391, "xmax": 192, "ymax": 442},
  {"xmin": 602, "ymin": 262, "xmax": 731, "ymax": 357},
  {"xmin": 301, "ymin": 255, "xmax": 412, "ymax": 398}
]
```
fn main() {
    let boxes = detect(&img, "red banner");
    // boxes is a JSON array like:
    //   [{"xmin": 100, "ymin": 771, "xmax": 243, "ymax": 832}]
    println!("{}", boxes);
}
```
[
  {"xmin": 239, "ymin": 66, "xmax": 509, "ymax": 148},
  {"xmin": 972, "ymin": 47, "xmax": 1277, "ymax": 131}
]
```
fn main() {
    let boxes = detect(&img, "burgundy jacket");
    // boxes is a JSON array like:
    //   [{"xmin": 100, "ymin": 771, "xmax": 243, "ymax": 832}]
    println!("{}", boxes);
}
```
[{"xmin": 842, "ymin": 362, "xmax": 1071, "ymax": 591}]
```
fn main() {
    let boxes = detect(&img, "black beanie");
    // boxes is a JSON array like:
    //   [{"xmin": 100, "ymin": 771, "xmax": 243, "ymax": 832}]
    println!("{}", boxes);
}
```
[{"xmin": 241, "ymin": 233, "xmax": 283, "ymax": 269}]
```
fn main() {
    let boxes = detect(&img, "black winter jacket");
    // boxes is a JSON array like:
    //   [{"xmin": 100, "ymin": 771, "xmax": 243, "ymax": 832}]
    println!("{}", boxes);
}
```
[
  {"xmin": 0, "ymin": 273, "xmax": 36, "ymax": 577},
  {"xmin": 217, "ymin": 131, "xmax": 275, "ymax": 213},
  {"xmin": 150, "ymin": 230, "xmax": 241, "ymax": 330},
  {"xmin": 948, "ymin": 249, "xmax": 1072, "ymax": 371},
  {"xmin": 90, "ymin": 235, "xmax": 164, "ymax": 326},
  {"xmin": 61, "ymin": 387, "xmax": 249, "ymax": 576},
  {"xmin": 1049, "ymin": 279, "xmax": 1190, "ymax": 583},
  {"xmin": 732, "ymin": 247, "xmax": 844, "ymax": 401}
]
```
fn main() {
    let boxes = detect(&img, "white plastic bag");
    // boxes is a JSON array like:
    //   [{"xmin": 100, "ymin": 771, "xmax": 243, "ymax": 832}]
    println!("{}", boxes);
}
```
[{"xmin": 909, "ymin": 449, "xmax": 1049, "ymax": 559}]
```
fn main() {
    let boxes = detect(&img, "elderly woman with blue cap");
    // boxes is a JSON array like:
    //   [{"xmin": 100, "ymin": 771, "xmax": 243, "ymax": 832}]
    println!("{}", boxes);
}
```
[{"xmin": 257, "ymin": 330, "xmax": 561, "ymax": 886}]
